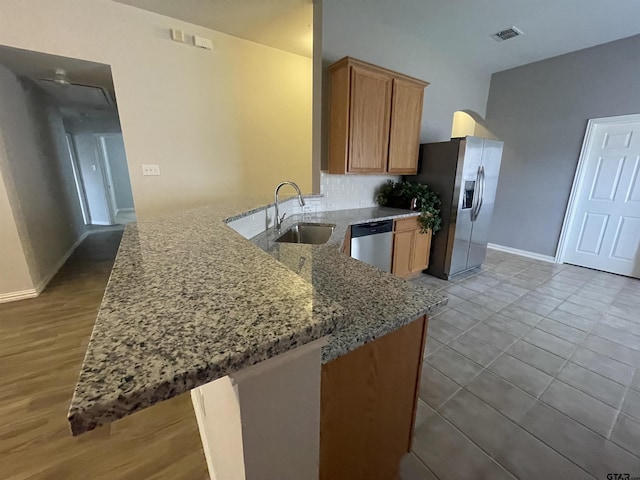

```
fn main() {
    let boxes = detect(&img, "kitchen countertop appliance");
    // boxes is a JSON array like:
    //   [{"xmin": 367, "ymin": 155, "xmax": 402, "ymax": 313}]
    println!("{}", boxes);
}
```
[
  {"xmin": 350, "ymin": 220, "xmax": 394, "ymax": 272},
  {"xmin": 405, "ymin": 136, "xmax": 504, "ymax": 280}
]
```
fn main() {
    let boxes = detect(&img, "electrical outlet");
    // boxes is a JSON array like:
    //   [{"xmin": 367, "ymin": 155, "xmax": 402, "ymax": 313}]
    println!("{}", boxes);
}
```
[{"xmin": 142, "ymin": 164, "xmax": 161, "ymax": 176}]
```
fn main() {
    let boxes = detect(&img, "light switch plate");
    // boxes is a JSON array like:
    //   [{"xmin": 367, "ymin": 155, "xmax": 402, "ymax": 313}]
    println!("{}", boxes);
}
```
[
  {"xmin": 142, "ymin": 164, "xmax": 161, "ymax": 176},
  {"xmin": 171, "ymin": 29, "xmax": 185, "ymax": 43}
]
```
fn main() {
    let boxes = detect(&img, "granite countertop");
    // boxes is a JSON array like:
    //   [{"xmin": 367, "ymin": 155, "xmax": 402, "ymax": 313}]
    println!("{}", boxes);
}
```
[
  {"xmin": 68, "ymin": 199, "xmax": 446, "ymax": 436},
  {"xmin": 251, "ymin": 207, "xmax": 447, "ymax": 362}
]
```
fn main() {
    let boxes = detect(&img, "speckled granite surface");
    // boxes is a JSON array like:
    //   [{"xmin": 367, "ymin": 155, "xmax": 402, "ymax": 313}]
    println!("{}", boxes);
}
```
[
  {"xmin": 68, "ymin": 199, "xmax": 346, "ymax": 436},
  {"xmin": 68, "ymin": 200, "xmax": 446, "ymax": 436},
  {"xmin": 251, "ymin": 207, "xmax": 448, "ymax": 362}
]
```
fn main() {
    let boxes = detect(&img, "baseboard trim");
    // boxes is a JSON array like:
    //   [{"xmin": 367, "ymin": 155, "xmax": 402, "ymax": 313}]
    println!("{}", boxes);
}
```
[
  {"xmin": 487, "ymin": 243, "xmax": 556, "ymax": 264},
  {"xmin": 0, "ymin": 289, "xmax": 38, "ymax": 304},
  {"xmin": 34, "ymin": 231, "xmax": 90, "ymax": 294},
  {"xmin": 0, "ymin": 230, "xmax": 91, "ymax": 304}
]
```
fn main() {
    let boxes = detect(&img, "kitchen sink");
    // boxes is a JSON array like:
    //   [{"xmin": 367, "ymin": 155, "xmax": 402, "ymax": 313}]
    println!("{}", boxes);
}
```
[{"xmin": 275, "ymin": 223, "xmax": 336, "ymax": 245}]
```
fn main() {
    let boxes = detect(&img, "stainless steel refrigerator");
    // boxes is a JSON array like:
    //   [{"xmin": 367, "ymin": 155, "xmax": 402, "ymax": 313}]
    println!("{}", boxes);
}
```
[{"xmin": 405, "ymin": 136, "xmax": 504, "ymax": 280}]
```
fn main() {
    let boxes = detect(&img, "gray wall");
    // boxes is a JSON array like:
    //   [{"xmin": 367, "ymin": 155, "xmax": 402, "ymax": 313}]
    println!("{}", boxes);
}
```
[
  {"xmin": 320, "ymin": 0, "xmax": 492, "ymax": 168},
  {"xmin": 486, "ymin": 35, "xmax": 640, "ymax": 257},
  {"xmin": 0, "ymin": 64, "xmax": 85, "ymax": 291}
]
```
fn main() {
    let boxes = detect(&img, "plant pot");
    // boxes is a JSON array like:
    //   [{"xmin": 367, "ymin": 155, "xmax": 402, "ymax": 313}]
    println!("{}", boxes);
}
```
[{"xmin": 387, "ymin": 197, "xmax": 413, "ymax": 210}]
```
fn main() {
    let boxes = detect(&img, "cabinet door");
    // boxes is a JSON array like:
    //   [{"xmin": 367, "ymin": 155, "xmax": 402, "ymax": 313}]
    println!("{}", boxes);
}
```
[
  {"xmin": 328, "ymin": 63, "xmax": 351, "ymax": 174},
  {"xmin": 348, "ymin": 66, "xmax": 391, "ymax": 173},
  {"xmin": 320, "ymin": 316, "xmax": 428, "ymax": 480},
  {"xmin": 392, "ymin": 230, "xmax": 414, "ymax": 276},
  {"xmin": 387, "ymin": 78, "xmax": 424, "ymax": 174},
  {"xmin": 411, "ymin": 229, "xmax": 432, "ymax": 272}
]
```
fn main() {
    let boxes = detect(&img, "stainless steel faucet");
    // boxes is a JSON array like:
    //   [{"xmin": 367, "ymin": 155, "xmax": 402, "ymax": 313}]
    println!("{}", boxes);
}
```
[{"xmin": 274, "ymin": 181, "xmax": 305, "ymax": 231}]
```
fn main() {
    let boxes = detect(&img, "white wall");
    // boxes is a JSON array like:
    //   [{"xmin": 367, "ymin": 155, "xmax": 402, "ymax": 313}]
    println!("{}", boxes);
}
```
[
  {"xmin": 0, "ymin": 65, "xmax": 84, "ymax": 295},
  {"xmin": 0, "ymin": 167, "xmax": 33, "ymax": 298},
  {"xmin": 0, "ymin": 0, "xmax": 312, "ymax": 220}
]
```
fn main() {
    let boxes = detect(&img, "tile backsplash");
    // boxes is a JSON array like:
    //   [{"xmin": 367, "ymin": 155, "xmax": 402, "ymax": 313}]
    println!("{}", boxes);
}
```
[{"xmin": 320, "ymin": 172, "xmax": 399, "ymax": 211}]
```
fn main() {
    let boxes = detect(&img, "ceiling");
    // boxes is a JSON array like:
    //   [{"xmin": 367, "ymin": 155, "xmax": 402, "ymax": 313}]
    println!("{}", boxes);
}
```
[
  {"xmin": 0, "ymin": 45, "xmax": 116, "ymax": 113},
  {"xmin": 359, "ymin": 0, "xmax": 640, "ymax": 75},
  {"xmin": 114, "ymin": 0, "xmax": 313, "ymax": 57},
  {"xmin": 113, "ymin": 0, "xmax": 640, "ymax": 73}
]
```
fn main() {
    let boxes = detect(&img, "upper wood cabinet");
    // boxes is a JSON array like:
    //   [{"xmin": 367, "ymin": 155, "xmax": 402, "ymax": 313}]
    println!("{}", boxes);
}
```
[
  {"xmin": 328, "ymin": 57, "xmax": 428, "ymax": 175},
  {"xmin": 388, "ymin": 78, "xmax": 426, "ymax": 174},
  {"xmin": 348, "ymin": 66, "xmax": 392, "ymax": 173}
]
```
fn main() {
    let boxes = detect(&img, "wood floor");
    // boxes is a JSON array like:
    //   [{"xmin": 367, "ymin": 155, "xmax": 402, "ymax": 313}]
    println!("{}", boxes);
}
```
[{"xmin": 0, "ymin": 230, "xmax": 207, "ymax": 480}]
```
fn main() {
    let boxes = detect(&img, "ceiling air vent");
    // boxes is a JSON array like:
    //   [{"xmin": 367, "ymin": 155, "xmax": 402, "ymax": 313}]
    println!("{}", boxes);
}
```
[{"xmin": 491, "ymin": 26, "xmax": 523, "ymax": 42}]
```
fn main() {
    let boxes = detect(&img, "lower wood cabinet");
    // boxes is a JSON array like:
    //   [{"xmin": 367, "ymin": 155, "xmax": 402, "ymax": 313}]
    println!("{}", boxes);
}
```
[
  {"xmin": 341, "ymin": 225, "xmax": 352, "ymax": 256},
  {"xmin": 319, "ymin": 316, "xmax": 428, "ymax": 480},
  {"xmin": 392, "ymin": 217, "xmax": 432, "ymax": 277},
  {"xmin": 391, "ymin": 230, "xmax": 415, "ymax": 276}
]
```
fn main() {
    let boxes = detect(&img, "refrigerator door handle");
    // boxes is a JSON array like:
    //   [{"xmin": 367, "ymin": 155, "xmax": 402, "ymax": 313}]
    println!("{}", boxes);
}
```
[
  {"xmin": 471, "ymin": 166, "xmax": 482, "ymax": 221},
  {"xmin": 475, "ymin": 166, "xmax": 486, "ymax": 219}
]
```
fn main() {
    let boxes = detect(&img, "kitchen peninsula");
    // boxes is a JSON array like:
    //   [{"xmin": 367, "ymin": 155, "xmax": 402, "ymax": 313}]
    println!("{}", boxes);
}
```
[{"xmin": 68, "ymin": 196, "xmax": 446, "ymax": 479}]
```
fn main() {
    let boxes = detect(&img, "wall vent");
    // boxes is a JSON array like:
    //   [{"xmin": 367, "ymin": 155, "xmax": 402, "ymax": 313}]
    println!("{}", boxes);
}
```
[{"xmin": 491, "ymin": 26, "xmax": 523, "ymax": 42}]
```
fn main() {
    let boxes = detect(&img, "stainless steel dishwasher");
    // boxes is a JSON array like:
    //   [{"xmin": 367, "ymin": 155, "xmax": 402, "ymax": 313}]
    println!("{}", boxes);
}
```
[{"xmin": 350, "ymin": 220, "xmax": 394, "ymax": 272}]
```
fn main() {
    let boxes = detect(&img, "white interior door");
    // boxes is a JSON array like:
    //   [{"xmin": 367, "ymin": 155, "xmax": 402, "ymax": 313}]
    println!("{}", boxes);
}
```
[
  {"xmin": 65, "ymin": 134, "xmax": 90, "ymax": 224},
  {"xmin": 562, "ymin": 114, "xmax": 640, "ymax": 278},
  {"xmin": 96, "ymin": 136, "xmax": 118, "ymax": 223},
  {"xmin": 97, "ymin": 134, "xmax": 136, "ymax": 224}
]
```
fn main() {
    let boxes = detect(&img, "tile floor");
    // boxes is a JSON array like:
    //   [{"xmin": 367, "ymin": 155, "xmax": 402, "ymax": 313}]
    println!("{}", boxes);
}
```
[{"xmin": 405, "ymin": 249, "xmax": 640, "ymax": 480}]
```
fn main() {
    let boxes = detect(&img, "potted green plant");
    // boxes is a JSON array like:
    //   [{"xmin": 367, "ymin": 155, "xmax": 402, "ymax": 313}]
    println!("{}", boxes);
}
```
[{"xmin": 376, "ymin": 180, "xmax": 442, "ymax": 234}]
